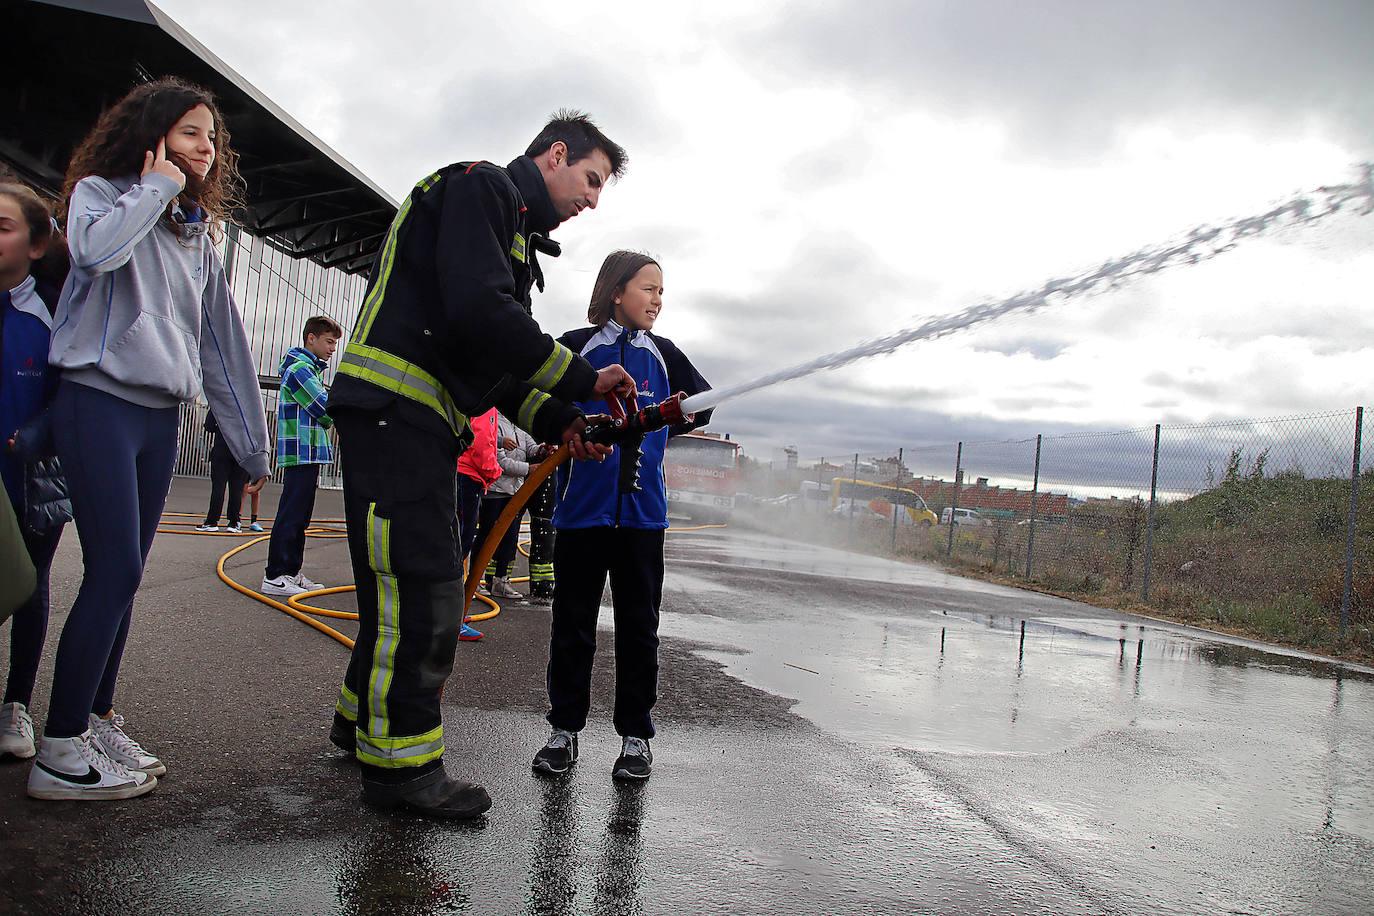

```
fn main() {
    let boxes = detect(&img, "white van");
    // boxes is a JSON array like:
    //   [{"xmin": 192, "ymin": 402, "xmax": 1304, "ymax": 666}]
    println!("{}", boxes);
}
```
[{"xmin": 941, "ymin": 507, "xmax": 989, "ymax": 526}]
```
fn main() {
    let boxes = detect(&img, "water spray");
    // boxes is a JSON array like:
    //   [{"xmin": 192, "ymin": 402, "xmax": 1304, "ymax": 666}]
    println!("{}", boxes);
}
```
[{"xmin": 679, "ymin": 164, "xmax": 1374, "ymax": 416}]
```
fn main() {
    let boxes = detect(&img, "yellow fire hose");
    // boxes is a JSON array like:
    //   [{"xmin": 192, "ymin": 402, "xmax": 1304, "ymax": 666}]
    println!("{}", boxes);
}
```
[{"xmin": 163, "ymin": 443, "xmax": 723, "ymax": 651}]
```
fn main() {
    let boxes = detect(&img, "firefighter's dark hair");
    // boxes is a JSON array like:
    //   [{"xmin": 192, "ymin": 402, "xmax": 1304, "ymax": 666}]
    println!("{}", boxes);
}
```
[{"xmin": 526, "ymin": 109, "xmax": 627, "ymax": 180}]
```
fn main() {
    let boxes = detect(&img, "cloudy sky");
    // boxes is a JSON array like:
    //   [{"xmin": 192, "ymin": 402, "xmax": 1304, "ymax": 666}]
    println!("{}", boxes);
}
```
[{"xmin": 160, "ymin": 0, "xmax": 1374, "ymax": 472}]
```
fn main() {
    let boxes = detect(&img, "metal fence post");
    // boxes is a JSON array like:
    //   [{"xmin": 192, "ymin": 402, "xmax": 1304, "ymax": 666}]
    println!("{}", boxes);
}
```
[
  {"xmin": 1341, "ymin": 406, "xmax": 1364, "ymax": 634},
  {"xmin": 892, "ymin": 447, "xmax": 903, "ymax": 552},
  {"xmin": 947, "ymin": 442, "xmax": 962, "ymax": 558},
  {"xmin": 848, "ymin": 452, "xmax": 860, "ymax": 535},
  {"xmin": 1025, "ymin": 434, "xmax": 1042, "ymax": 578},
  {"xmin": 817, "ymin": 458, "xmax": 824, "ymax": 515},
  {"xmin": 1142, "ymin": 423, "xmax": 1161, "ymax": 601}
]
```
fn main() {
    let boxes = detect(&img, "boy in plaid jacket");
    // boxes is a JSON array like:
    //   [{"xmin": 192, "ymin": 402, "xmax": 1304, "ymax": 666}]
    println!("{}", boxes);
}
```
[{"xmin": 262, "ymin": 315, "xmax": 342, "ymax": 595}]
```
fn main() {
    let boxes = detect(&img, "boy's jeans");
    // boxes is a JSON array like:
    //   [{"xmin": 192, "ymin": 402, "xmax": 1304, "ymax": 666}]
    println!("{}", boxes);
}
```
[{"xmin": 265, "ymin": 464, "xmax": 321, "ymax": 579}]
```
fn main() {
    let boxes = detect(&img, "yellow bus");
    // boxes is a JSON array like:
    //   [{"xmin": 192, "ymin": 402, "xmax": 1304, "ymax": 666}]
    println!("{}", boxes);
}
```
[{"xmin": 830, "ymin": 478, "xmax": 938, "ymax": 527}]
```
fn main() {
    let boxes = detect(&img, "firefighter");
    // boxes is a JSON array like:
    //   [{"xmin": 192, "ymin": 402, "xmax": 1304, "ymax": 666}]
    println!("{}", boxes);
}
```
[
  {"xmin": 326, "ymin": 111, "xmax": 633, "ymax": 818},
  {"xmin": 526, "ymin": 475, "xmax": 557, "ymax": 604}
]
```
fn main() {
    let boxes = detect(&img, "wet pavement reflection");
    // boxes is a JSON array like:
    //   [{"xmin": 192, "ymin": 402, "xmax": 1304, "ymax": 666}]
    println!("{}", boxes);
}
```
[
  {"xmin": 16, "ymin": 520, "xmax": 1373, "ymax": 914},
  {"xmin": 662, "ymin": 527, "xmax": 1374, "ymax": 913}
]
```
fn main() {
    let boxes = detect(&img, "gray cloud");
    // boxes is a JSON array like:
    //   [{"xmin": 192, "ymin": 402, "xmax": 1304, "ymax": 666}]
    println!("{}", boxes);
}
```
[
  {"xmin": 751, "ymin": 0, "xmax": 1374, "ymax": 157},
  {"xmin": 971, "ymin": 334, "xmax": 1069, "ymax": 361}
]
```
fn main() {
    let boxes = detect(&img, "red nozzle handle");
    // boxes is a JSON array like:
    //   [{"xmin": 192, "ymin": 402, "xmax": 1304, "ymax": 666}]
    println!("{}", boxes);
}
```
[{"xmin": 603, "ymin": 388, "xmax": 639, "ymax": 426}]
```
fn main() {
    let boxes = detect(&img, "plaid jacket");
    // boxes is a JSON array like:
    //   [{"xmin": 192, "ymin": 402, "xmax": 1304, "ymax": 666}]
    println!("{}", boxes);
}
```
[{"xmin": 276, "ymin": 347, "xmax": 333, "ymax": 467}]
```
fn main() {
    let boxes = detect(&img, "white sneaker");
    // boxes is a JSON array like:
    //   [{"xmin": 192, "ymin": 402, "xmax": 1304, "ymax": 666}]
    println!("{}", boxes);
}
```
[
  {"xmin": 27, "ymin": 731, "xmax": 157, "ymax": 801},
  {"xmin": 491, "ymin": 577, "xmax": 524, "ymax": 600},
  {"xmin": 226, "ymin": 523, "xmax": 243, "ymax": 533},
  {"xmin": 89, "ymin": 713, "xmax": 166, "ymax": 777},
  {"xmin": 295, "ymin": 572, "xmax": 325, "ymax": 591},
  {"xmin": 195, "ymin": 523, "xmax": 219, "ymax": 532},
  {"xmin": 0, "ymin": 702, "xmax": 36, "ymax": 759},
  {"xmin": 262, "ymin": 575, "xmax": 308, "ymax": 596}
]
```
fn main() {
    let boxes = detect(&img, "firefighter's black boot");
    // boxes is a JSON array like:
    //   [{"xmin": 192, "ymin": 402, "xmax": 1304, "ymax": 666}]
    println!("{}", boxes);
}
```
[{"xmin": 361, "ymin": 766, "xmax": 492, "ymax": 819}]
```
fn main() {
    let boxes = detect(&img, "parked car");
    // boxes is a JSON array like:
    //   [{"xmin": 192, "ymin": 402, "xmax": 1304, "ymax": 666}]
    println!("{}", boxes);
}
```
[{"xmin": 941, "ymin": 507, "xmax": 991, "ymax": 527}]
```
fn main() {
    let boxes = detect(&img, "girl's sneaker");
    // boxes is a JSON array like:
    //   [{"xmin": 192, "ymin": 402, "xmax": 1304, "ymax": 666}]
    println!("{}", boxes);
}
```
[
  {"xmin": 459, "ymin": 623, "xmax": 483, "ymax": 641},
  {"xmin": 27, "ymin": 731, "xmax": 157, "ymax": 801},
  {"xmin": 612, "ymin": 737, "xmax": 652, "ymax": 781},
  {"xmin": 249, "ymin": 521, "xmax": 264, "ymax": 532},
  {"xmin": 532, "ymin": 728, "xmax": 578, "ymax": 775},
  {"xmin": 491, "ymin": 577, "xmax": 524, "ymax": 600},
  {"xmin": 0, "ymin": 702, "xmax": 36, "ymax": 759},
  {"xmin": 89, "ymin": 713, "xmax": 166, "ymax": 777}
]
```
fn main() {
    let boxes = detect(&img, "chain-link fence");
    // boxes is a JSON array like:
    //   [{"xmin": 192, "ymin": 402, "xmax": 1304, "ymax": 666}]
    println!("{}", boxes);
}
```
[{"xmin": 740, "ymin": 408, "xmax": 1371, "ymax": 643}]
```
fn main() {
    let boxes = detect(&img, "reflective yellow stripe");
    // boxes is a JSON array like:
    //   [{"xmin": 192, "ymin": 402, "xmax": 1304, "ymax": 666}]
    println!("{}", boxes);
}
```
[
  {"xmin": 366, "ymin": 504, "xmax": 399, "ymax": 739},
  {"xmin": 354, "ymin": 725, "xmax": 445, "ymax": 768},
  {"xmin": 337, "ymin": 343, "xmax": 468, "ymax": 437},
  {"xmin": 510, "ymin": 232, "xmax": 527, "ymax": 264},
  {"xmin": 527, "ymin": 342, "xmax": 574, "ymax": 392},
  {"xmin": 517, "ymin": 388, "xmax": 551, "ymax": 433},
  {"xmin": 336, "ymin": 683, "xmax": 359, "ymax": 722},
  {"xmin": 354, "ymin": 172, "xmax": 442, "ymax": 344}
]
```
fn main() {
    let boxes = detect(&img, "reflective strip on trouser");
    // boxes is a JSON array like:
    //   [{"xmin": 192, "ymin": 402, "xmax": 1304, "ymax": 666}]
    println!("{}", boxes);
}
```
[
  {"xmin": 337, "ymin": 343, "xmax": 468, "ymax": 438},
  {"xmin": 336, "ymin": 683, "xmax": 359, "ymax": 722},
  {"xmin": 530, "ymin": 562, "xmax": 554, "ymax": 583},
  {"xmin": 366, "ymin": 503, "xmax": 400, "ymax": 739},
  {"xmin": 354, "ymin": 502, "xmax": 448, "ymax": 768},
  {"xmin": 354, "ymin": 172, "xmax": 441, "ymax": 343},
  {"xmin": 355, "ymin": 724, "xmax": 445, "ymax": 768}
]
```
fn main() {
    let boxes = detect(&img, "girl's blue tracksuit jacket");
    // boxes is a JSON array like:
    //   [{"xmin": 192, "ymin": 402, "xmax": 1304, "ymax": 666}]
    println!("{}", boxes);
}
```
[{"xmin": 553, "ymin": 320, "xmax": 712, "ymax": 530}]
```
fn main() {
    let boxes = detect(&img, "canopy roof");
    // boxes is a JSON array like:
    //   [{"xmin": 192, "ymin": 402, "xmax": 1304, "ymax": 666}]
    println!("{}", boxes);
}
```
[{"xmin": 2, "ymin": 0, "xmax": 396, "ymax": 275}]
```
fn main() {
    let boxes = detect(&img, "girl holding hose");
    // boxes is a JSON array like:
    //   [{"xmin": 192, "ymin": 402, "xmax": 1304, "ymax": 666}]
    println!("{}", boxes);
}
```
[{"xmin": 532, "ymin": 250, "xmax": 712, "ymax": 781}]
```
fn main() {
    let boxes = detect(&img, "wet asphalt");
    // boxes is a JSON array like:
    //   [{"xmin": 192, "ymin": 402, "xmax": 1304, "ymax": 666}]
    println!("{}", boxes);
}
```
[{"xmin": 1, "ymin": 477, "xmax": 1372, "ymax": 915}]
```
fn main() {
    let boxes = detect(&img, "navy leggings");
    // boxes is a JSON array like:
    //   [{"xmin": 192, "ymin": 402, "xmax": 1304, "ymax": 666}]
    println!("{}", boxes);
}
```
[{"xmin": 45, "ymin": 381, "xmax": 179, "ymax": 738}]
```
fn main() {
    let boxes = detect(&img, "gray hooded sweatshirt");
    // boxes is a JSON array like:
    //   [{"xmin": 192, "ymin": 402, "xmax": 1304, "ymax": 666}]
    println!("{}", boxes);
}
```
[{"xmin": 50, "ymin": 173, "xmax": 270, "ymax": 481}]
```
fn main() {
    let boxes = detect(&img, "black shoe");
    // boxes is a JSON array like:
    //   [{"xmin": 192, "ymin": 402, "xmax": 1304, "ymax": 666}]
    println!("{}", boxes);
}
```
[
  {"xmin": 330, "ymin": 716, "xmax": 355, "ymax": 754},
  {"xmin": 612, "ymin": 737, "xmax": 652, "ymax": 781},
  {"xmin": 532, "ymin": 728, "xmax": 578, "ymax": 776},
  {"xmin": 529, "ymin": 585, "xmax": 554, "ymax": 605},
  {"xmin": 361, "ymin": 767, "xmax": 492, "ymax": 819}
]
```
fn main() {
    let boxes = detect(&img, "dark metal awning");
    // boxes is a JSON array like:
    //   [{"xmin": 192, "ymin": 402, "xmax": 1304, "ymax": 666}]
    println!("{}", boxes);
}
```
[{"xmin": 1, "ymin": 0, "xmax": 396, "ymax": 275}]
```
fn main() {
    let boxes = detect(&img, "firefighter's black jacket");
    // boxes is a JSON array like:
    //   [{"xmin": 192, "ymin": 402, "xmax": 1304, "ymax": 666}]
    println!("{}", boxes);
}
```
[{"xmin": 328, "ymin": 155, "xmax": 597, "ymax": 445}]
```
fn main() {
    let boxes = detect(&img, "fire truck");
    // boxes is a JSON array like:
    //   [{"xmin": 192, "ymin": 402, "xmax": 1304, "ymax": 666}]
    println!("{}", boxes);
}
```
[{"xmin": 664, "ymin": 432, "xmax": 741, "ymax": 523}]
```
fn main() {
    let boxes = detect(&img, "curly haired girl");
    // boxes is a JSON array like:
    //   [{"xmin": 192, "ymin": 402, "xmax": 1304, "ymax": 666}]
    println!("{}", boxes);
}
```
[{"xmin": 28, "ymin": 78, "xmax": 269, "ymax": 802}]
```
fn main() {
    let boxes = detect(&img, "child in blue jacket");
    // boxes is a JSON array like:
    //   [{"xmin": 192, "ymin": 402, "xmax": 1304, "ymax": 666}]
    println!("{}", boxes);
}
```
[
  {"xmin": 532, "ymin": 250, "xmax": 712, "ymax": 781},
  {"xmin": 0, "ymin": 183, "xmax": 69, "ymax": 762}
]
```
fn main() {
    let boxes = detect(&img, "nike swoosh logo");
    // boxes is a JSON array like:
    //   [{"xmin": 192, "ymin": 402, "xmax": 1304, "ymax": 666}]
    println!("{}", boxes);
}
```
[{"xmin": 36, "ymin": 761, "xmax": 103, "ymax": 786}]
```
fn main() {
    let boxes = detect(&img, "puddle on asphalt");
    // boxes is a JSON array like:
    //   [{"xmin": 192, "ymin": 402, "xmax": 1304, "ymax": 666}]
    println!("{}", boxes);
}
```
[{"xmin": 657, "ymin": 533, "xmax": 1374, "ymax": 853}]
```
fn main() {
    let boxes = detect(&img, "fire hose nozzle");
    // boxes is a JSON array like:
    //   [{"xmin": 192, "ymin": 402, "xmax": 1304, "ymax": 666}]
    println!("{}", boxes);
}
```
[{"xmin": 586, "ymin": 392, "xmax": 688, "ymax": 445}]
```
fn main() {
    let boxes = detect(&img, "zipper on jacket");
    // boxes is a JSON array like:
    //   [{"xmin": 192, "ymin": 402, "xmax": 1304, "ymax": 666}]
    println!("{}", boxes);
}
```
[{"xmin": 614, "ymin": 331, "xmax": 628, "ymax": 527}]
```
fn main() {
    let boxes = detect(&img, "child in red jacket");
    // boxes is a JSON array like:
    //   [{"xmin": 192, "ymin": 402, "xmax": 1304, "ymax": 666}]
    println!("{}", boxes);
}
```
[{"xmin": 455, "ymin": 408, "xmax": 500, "ymax": 639}]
